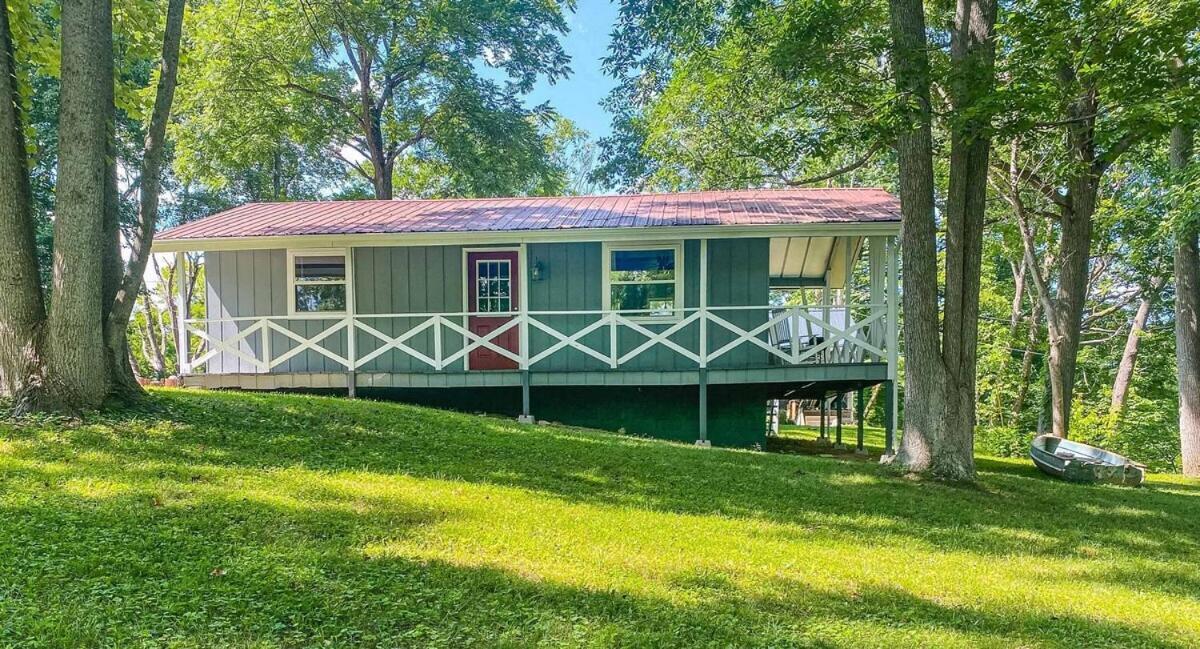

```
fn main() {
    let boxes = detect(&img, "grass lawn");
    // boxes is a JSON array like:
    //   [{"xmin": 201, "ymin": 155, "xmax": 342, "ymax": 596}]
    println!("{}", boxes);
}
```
[{"xmin": 2, "ymin": 389, "xmax": 1198, "ymax": 648}]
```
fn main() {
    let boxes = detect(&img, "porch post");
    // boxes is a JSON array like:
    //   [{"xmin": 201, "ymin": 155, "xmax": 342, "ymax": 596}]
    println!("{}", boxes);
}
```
[
  {"xmin": 842, "ymin": 237, "xmax": 855, "ymax": 363},
  {"xmin": 884, "ymin": 380, "xmax": 895, "ymax": 455},
  {"xmin": 518, "ymin": 370, "xmax": 534, "ymax": 424},
  {"xmin": 699, "ymin": 238, "xmax": 708, "ymax": 367},
  {"xmin": 834, "ymin": 393, "xmax": 845, "ymax": 449},
  {"xmin": 868, "ymin": 236, "xmax": 886, "ymax": 360},
  {"xmin": 517, "ymin": 244, "xmax": 534, "ymax": 424},
  {"xmin": 346, "ymin": 247, "xmax": 357, "ymax": 398},
  {"xmin": 855, "ymin": 387, "xmax": 866, "ymax": 454},
  {"xmin": 819, "ymin": 395, "xmax": 828, "ymax": 442},
  {"xmin": 175, "ymin": 251, "xmax": 190, "ymax": 377},
  {"xmin": 885, "ymin": 235, "xmax": 899, "ymax": 458},
  {"xmin": 696, "ymin": 239, "xmax": 710, "ymax": 447}
]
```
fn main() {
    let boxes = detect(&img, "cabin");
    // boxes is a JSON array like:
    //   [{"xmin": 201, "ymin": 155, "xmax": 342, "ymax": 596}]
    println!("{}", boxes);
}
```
[{"xmin": 153, "ymin": 188, "xmax": 900, "ymax": 450}]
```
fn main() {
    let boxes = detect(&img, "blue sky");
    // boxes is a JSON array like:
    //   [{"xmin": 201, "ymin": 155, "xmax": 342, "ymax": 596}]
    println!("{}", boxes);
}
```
[{"xmin": 525, "ymin": 0, "xmax": 621, "ymax": 139}]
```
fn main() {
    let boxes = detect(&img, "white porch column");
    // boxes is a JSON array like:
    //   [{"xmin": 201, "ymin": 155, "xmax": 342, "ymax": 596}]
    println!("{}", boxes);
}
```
[
  {"xmin": 868, "ymin": 236, "xmax": 886, "ymax": 360},
  {"xmin": 175, "ymin": 251, "xmax": 190, "ymax": 376},
  {"xmin": 885, "ymin": 235, "xmax": 900, "ymax": 455}
]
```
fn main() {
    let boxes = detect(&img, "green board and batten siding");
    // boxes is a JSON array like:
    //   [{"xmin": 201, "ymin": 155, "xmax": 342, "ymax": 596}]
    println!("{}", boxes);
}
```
[
  {"xmin": 205, "ymin": 250, "xmax": 349, "ymax": 374},
  {"xmin": 352, "ymin": 246, "xmax": 466, "ymax": 372},
  {"xmin": 205, "ymin": 239, "xmax": 771, "ymax": 375}
]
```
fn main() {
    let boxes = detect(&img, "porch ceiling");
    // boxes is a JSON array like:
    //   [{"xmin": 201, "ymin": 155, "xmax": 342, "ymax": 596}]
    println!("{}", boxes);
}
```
[{"xmin": 769, "ymin": 236, "xmax": 864, "ymax": 289}]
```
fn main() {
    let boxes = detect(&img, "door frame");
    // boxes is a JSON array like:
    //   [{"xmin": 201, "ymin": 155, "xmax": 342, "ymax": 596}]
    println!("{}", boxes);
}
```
[{"xmin": 462, "ymin": 245, "xmax": 526, "ymax": 371}]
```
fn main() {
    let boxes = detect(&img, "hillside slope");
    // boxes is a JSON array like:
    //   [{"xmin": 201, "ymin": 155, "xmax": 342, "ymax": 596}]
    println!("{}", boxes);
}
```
[{"xmin": 1, "ymin": 389, "xmax": 1198, "ymax": 648}]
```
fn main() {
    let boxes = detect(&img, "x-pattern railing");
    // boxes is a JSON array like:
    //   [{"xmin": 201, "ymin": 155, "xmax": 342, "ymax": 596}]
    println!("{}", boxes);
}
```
[{"xmin": 182, "ymin": 304, "xmax": 888, "ymax": 374}]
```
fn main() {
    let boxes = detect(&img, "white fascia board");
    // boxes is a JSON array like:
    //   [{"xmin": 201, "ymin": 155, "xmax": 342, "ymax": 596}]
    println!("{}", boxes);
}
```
[{"xmin": 151, "ymin": 221, "xmax": 902, "ymax": 254}]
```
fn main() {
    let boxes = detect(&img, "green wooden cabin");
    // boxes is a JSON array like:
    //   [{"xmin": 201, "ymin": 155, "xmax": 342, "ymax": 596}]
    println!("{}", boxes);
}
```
[{"xmin": 154, "ymin": 189, "xmax": 901, "ymax": 449}]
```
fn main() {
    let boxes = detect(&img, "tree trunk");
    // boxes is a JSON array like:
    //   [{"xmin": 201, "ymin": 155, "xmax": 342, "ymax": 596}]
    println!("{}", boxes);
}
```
[
  {"xmin": 102, "ymin": 0, "xmax": 186, "ymax": 400},
  {"xmin": 137, "ymin": 292, "xmax": 165, "ymax": 379},
  {"xmin": 1013, "ymin": 287, "xmax": 1042, "ymax": 419},
  {"xmin": 45, "ymin": 0, "xmax": 114, "ymax": 410},
  {"xmin": 1044, "ymin": 82, "xmax": 1101, "ymax": 438},
  {"xmin": 0, "ymin": 0, "xmax": 48, "ymax": 402},
  {"xmin": 936, "ymin": 0, "xmax": 997, "ymax": 479},
  {"xmin": 1171, "ymin": 121, "xmax": 1200, "ymax": 476},
  {"xmin": 1009, "ymin": 259, "xmax": 1026, "ymax": 337},
  {"xmin": 888, "ymin": 0, "xmax": 996, "ymax": 480},
  {"xmin": 1109, "ymin": 289, "xmax": 1154, "ymax": 423},
  {"xmin": 886, "ymin": 0, "xmax": 943, "ymax": 473}
]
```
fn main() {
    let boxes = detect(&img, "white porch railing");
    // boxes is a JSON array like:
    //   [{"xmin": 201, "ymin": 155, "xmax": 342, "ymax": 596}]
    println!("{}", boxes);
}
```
[{"xmin": 181, "ymin": 304, "xmax": 888, "ymax": 374}]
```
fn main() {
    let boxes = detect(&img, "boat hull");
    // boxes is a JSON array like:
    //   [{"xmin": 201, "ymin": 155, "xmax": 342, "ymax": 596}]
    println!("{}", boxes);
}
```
[{"xmin": 1029, "ymin": 435, "xmax": 1145, "ymax": 486}]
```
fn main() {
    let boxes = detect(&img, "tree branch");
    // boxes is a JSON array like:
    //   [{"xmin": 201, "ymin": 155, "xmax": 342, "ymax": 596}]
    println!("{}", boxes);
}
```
[
  {"xmin": 991, "ymin": 157, "xmax": 1071, "ymax": 209},
  {"xmin": 780, "ymin": 142, "xmax": 885, "ymax": 186}
]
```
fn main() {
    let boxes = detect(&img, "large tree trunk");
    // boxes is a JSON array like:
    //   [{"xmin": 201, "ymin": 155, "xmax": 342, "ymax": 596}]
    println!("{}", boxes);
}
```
[
  {"xmin": 101, "ymin": 0, "xmax": 186, "ymax": 400},
  {"xmin": 1172, "ymin": 121, "xmax": 1200, "ymax": 476},
  {"xmin": 44, "ymin": 0, "xmax": 114, "ymax": 410},
  {"xmin": 1109, "ymin": 288, "xmax": 1154, "ymax": 423},
  {"xmin": 888, "ymin": 0, "xmax": 996, "ymax": 480},
  {"xmin": 1044, "ymin": 82, "xmax": 1101, "ymax": 439},
  {"xmin": 886, "ymin": 0, "xmax": 943, "ymax": 473},
  {"xmin": 0, "ymin": 0, "xmax": 48, "ymax": 402},
  {"xmin": 936, "ymin": 0, "xmax": 997, "ymax": 479}
]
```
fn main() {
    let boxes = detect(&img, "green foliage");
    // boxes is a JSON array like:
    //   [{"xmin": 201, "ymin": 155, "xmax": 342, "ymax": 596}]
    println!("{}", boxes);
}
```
[
  {"xmin": 975, "ymin": 425, "xmax": 1030, "ymax": 458},
  {"xmin": 1, "ymin": 389, "xmax": 1199, "ymax": 646},
  {"xmin": 172, "ymin": 0, "xmax": 576, "ymax": 198},
  {"xmin": 596, "ymin": 0, "xmax": 896, "ymax": 191}
]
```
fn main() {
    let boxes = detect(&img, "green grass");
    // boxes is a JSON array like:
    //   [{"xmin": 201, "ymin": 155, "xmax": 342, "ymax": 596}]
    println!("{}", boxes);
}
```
[{"xmin": 1, "ymin": 389, "xmax": 1198, "ymax": 648}]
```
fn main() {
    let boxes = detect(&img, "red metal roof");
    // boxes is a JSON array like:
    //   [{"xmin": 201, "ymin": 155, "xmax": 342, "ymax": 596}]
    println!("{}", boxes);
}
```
[{"xmin": 157, "ymin": 188, "xmax": 900, "ymax": 241}]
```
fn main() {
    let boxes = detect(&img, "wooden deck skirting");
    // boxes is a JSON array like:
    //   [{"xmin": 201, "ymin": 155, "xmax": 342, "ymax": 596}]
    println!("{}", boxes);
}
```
[{"xmin": 181, "ymin": 363, "xmax": 888, "ymax": 391}]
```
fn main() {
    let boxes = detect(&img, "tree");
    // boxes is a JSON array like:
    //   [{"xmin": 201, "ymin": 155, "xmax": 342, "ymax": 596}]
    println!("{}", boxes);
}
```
[
  {"xmin": 996, "ymin": 0, "xmax": 1197, "ymax": 438},
  {"xmin": 176, "ymin": 0, "xmax": 572, "ymax": 199},
  {"xmin": 885, "ymin": 0, "xmax": 998, "ymax": 480},
  {"xmin": 1171, "ymin": 57, "xmax": 1199, "ymax": 476},
  {"xmin": 42, "ymin": 0, "xmax": 115, "ymax": 409},
  {"xmin": 594, "ymin": 0, "xmax": 893, "ymax": 192},
  {"xmin": 102, "ymin": 0, "xmax": 186, "ymax": 397},
  {"xmin": 0, "ymin": 0, "xmax": 46, "ymax": 401},
  {"xmin": 0, "ymin": 0, "xmax": 188, "ymax": 411}
]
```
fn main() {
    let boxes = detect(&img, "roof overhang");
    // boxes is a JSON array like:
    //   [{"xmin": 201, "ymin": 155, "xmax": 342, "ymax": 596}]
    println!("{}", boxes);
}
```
[{"xmin": 151, "ymin": 221, "xmax": 900, "ymax": 254}]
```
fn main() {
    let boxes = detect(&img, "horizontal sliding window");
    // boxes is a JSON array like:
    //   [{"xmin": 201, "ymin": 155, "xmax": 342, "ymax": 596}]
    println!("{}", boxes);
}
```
[{"xmin": 290, "ymin": 250, "xmax": 347, "ymax": 314}]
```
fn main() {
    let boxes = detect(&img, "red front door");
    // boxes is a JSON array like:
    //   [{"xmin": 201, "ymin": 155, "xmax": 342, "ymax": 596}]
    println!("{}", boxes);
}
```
[{"xmin": 467, "ymin": 251, "xmax": 520, "ymax": 370}]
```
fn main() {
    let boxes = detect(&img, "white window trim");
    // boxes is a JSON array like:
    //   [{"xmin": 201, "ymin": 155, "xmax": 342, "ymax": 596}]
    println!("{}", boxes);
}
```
[
  {"xmin": 473, "ymin": 258, "xmax": 515, "ymax": 314},
  {"xmin": 287, "ymin": 248, "xmax": 351, "ymax": 316},
  {"xmin": 602, "ymin": 241, "xmax": 685, "ymax": 323}
]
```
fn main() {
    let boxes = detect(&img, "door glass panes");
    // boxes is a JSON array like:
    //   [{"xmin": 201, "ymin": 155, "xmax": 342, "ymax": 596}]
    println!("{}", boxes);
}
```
[{"xmin": 475, "ymin": 260, "xmax": 512, "ymax": 313}]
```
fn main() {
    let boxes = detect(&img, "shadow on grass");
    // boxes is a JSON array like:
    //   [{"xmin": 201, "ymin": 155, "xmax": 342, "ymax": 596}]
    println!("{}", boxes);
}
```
[
  {"xmin": 0, "ymin": 465, "xmax": 1189, "ymax": 648},
  {"xmin": 4, "ymin": 390, "xmax": 1200, "ymax": 577}
]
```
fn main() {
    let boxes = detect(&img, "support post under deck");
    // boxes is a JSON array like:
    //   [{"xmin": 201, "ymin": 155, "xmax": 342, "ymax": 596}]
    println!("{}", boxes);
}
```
[
  {"xmin": 819, "ymin": 396, "xmax": 828, "ymax": 443},
  {"xmin": 517, "ymin": 370, "xmax": 534, "ymax": 424},
  {"xmin": 697, "ymin": 369, "xmax": 710, "ymax": 447},
  {"xmin": 855, "ymin": 387, "xmax": 867, "ymax": 455},
  {"xmin": 883, "ymin": 380, "xmax": 895, "ymax": 456},
  {"xmin": 834, "ymin": 393, "xmax": 845, "ymax": 449}
]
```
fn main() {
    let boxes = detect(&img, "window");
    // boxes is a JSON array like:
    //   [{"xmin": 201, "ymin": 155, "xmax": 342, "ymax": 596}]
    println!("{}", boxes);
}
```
[
  {"xmin": 289, "ymin": 250, "xmax": 348, "ymax": 314},
  {"xmin": 605, "ymin": 243, "xmax": 683, "ymax": 319},
  {"xmin": 475, "ymin": 259, "xmax": 513, "ymax": 313}
]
